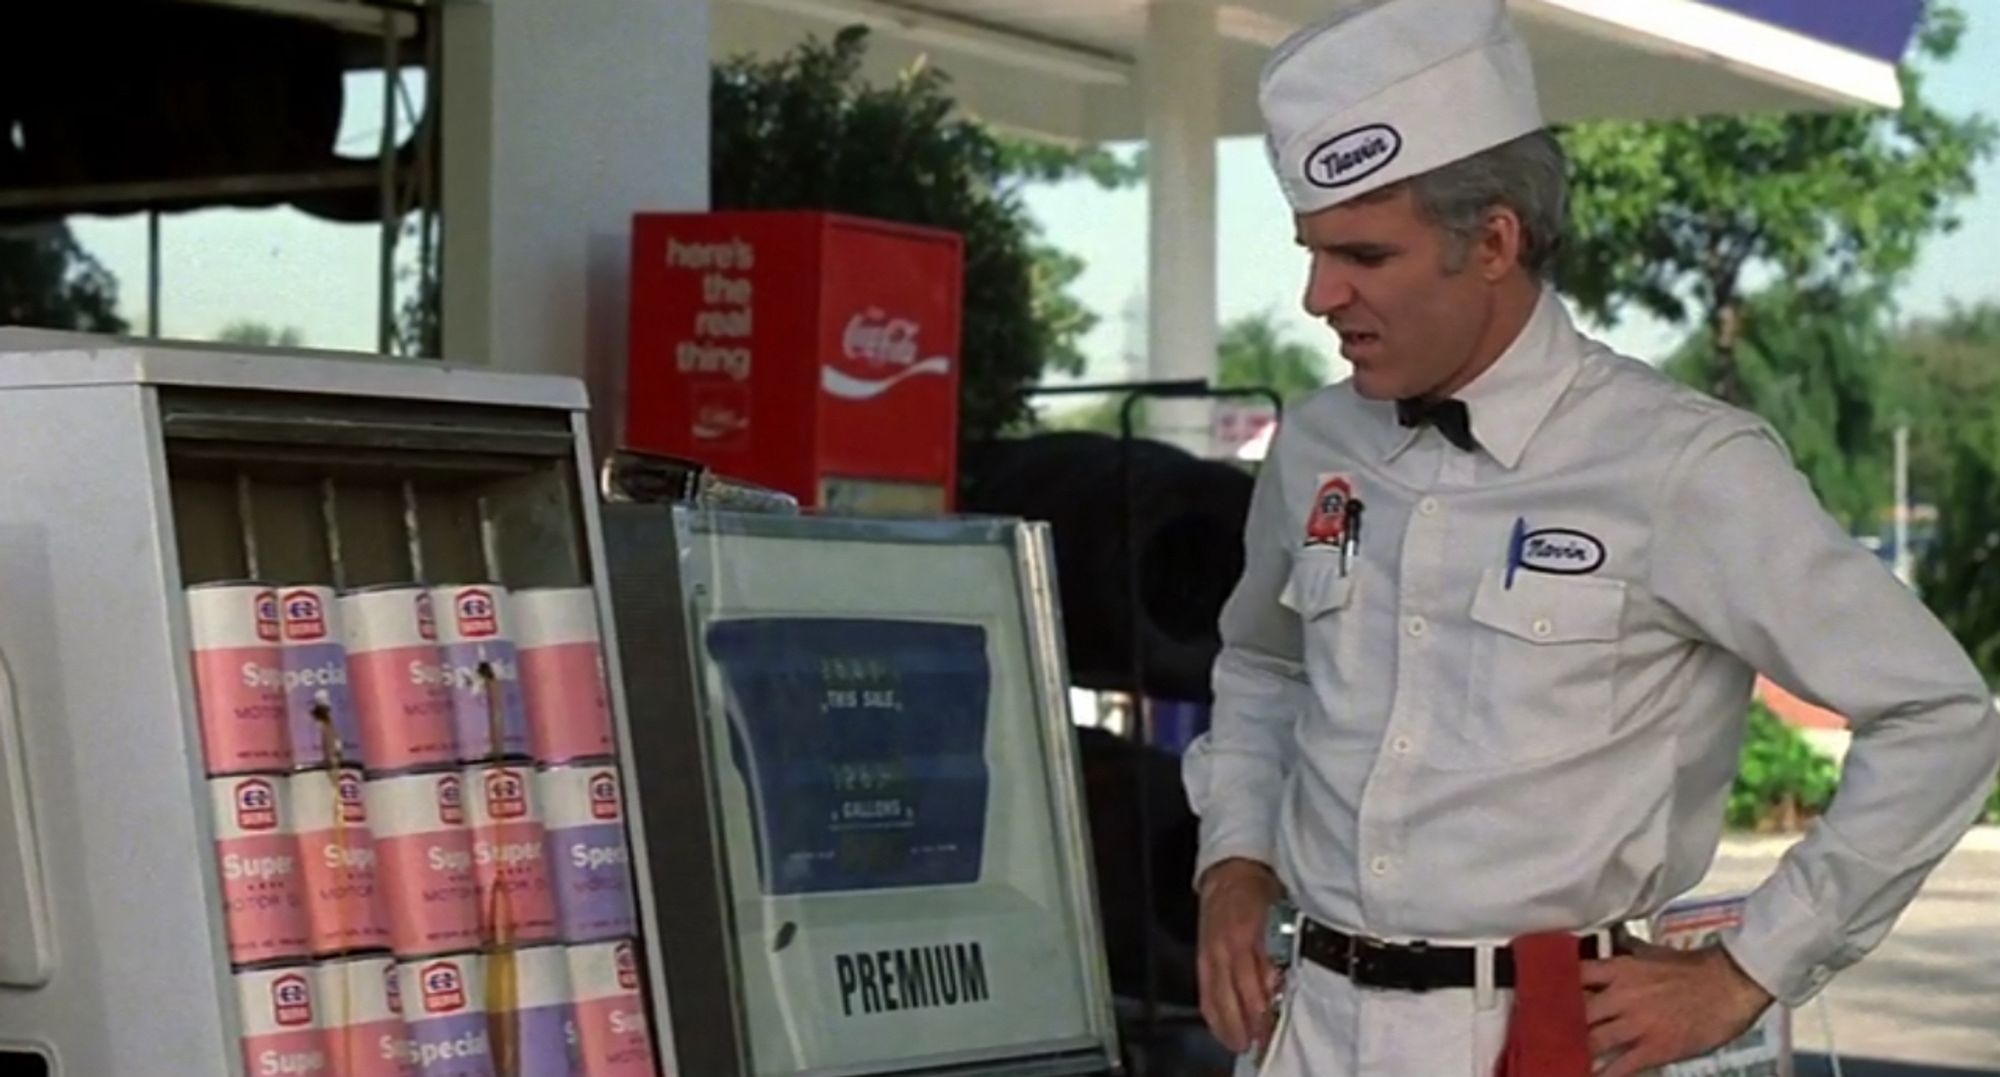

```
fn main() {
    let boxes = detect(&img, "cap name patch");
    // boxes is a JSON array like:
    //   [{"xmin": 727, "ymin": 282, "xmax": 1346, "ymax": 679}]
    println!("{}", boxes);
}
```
[{"xmin": 1305, "ymin": 124, "xmax": 1403, "ymax": 189}]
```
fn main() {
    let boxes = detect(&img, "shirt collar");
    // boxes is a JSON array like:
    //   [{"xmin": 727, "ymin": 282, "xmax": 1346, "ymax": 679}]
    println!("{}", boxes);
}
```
[{"xmin": 1379, "ymin": 287, "xmax": 1585, "ymax": 470}]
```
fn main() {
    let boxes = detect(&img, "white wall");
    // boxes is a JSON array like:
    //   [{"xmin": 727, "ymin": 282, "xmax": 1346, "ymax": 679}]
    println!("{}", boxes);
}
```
[{"xmin": 442, "ymin": 0, "xmax": 712, "ymax": 454}]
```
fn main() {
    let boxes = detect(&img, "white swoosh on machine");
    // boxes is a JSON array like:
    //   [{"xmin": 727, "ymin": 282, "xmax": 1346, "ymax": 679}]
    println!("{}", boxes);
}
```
[{"xmin": 821, "ymin": 357, "xmax": 952, "ymax": 400}]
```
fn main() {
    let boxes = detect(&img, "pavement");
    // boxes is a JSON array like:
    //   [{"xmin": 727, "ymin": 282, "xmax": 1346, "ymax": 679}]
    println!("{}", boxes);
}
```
[{"xmin": 1692, "ymin": 826, "xmax": 2000, "ymax": 1074}]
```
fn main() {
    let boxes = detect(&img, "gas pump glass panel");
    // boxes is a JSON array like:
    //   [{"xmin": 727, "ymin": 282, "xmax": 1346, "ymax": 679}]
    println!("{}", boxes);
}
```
[{"xmin": 678, "ymin": 510, "xmax": 1115, "ymax": 1076}]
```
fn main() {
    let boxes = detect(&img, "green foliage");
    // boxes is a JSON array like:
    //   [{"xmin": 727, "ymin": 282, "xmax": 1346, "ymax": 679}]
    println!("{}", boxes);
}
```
[
  {"xmin": 1215, "ymin": 309, "xmax": 1331, "ymax": 402},
  {"xmin": 1729, "ymin": 702, "xmax": 1840, "ymax": 831},
  {"xmin": 0, "ymin": 224, "xmax": 126, "ymax": 333},
  {"xmin": 1662, "ymin": 285, "xmax": 1893, "ymax": 529},
  {"xmin": 216, "ymin": 320, "xmax": 305, "ymax": 348},
  {"xmin": 1555, "ymin": 1, "xmax": 1995, "ymax": 405},
  {"xmin": 709, "ymin": 26, "xmax": 1136, "ymax": 444},
  {"xmin": 1046, "ymin": 310, "xmax": 1329, "ymax": 434},
  {"xmin": 1899, "ymin": 303, "xmax": 2000, "ymax": 682}
]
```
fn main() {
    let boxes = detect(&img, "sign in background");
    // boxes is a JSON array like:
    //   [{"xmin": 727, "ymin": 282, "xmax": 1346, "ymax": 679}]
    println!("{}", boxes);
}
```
[
  {"xmin": 626, "ymin": 211, "xmax": 963, "ymax": 511},
  {"xmin": 1654, "ymin": 894, "xmax": 1794, "ymax": 1077}
]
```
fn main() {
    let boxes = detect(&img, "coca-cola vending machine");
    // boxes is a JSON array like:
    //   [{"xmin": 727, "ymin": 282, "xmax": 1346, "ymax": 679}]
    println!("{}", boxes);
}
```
[{"xmin": 625, "ymin": 211, "xmax": 963, "ymax": 515}]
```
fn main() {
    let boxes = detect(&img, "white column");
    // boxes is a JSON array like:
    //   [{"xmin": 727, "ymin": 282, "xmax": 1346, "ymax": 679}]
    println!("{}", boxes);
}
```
[
  {"xmin": 441, "ymin": 0, "xmax": 710, "ymax": 454},
  {"xmin": 1144, "ymin": 0, "xmax": 1220, "ymax": 457}
]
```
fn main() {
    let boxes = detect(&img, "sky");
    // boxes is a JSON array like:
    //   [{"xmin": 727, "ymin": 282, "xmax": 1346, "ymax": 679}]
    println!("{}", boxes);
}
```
[{"xmin": 54, "ymin": 9, "xmax": 2000, "ymax": 384}]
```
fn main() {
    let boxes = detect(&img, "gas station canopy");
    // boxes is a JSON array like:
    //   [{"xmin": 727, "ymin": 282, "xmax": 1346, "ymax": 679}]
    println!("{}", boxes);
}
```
[{"xmin": 712, "ymin": 0, "xmax": 1924, "ymax": 141}]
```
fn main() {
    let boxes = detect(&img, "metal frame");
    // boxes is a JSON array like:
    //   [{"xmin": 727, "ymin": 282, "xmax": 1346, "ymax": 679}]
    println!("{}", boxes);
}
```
[
  {"xmin": 601, "ymin": 506, "xmax": 1123, "ymax": 1077},
  {"xmin": 3, "ymin": 1, "xmax": 442, "ymax": 358},
  {"xmin": 0, "ymin": 334, "xmax": 630, "ymax": 1075}
]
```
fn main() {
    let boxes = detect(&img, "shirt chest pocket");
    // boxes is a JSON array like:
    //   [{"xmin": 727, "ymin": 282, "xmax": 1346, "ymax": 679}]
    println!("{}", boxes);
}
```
[
  {"xmin": 1280, "ymin": 554, "xmax": 1360, "ymax": 677},
  {"xmin": 1446, "ymin": 567, "xmax": 1627, "ymax": 769}
]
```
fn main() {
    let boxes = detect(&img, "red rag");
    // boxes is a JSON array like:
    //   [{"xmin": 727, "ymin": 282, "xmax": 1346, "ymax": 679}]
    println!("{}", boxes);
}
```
[{"xmin": 1494, "ymin": 932, "xmax": 1594, "ymax": 1077}]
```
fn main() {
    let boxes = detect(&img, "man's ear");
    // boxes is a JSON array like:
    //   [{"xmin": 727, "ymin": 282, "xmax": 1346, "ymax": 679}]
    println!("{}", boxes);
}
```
[{"xmin": 1476, "ymin": 205, "xmax": 1526, "ymax": 282}]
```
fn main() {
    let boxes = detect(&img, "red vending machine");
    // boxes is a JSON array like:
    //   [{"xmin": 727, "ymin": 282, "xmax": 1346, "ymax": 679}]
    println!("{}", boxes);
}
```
[{"xmin": 626, "ymin": 211, "xmax": 964, "ymax": 514}]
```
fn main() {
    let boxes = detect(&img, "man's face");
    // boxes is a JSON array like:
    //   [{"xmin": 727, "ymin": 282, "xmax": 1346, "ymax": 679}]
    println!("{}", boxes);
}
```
[{"xmin": 1295, "ymin": 185, "xmax": 1495, "ymax": 401}]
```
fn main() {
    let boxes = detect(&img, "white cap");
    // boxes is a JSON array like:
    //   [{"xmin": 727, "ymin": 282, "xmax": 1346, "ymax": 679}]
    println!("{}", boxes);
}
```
[{"xmin": 1260, "ymin": 0, "xmax": 1544, "ymax": 215}]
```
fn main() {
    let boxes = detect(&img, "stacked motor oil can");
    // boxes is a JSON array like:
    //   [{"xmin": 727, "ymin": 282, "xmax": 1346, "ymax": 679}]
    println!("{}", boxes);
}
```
[{"xmin": 190, "ymin": 580, "xmax": 657, "ymax": 1077}]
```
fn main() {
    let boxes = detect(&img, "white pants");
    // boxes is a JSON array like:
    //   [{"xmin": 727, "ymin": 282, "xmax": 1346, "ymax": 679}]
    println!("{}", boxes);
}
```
[{"xmin": 1234, "ymin": 960, "xmax": 1514, "ymax": 1077}]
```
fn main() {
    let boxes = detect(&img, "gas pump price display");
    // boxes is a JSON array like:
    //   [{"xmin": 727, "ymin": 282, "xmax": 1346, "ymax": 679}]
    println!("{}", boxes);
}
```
[{"xmin": 706, "ymin": 617, "xmax": 994, "ymax": 896}]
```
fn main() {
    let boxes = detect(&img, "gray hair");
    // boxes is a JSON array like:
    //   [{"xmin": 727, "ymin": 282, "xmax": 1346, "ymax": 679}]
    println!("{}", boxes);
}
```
[{"xmin": 1405, "ymin": 130, "xmax": 1569, "ymax": 276}]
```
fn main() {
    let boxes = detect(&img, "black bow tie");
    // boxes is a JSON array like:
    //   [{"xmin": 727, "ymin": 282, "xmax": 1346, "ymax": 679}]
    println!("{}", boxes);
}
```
[{"xmin": 1397, "ymin": 397, "xmax": 1477, "ymax": 452}]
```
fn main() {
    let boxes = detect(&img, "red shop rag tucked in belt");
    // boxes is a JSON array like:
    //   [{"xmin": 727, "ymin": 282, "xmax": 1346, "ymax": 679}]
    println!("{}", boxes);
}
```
[{"xmin": 1493, "ymin": 932, "xmax": 1596, "ymax": 1077}]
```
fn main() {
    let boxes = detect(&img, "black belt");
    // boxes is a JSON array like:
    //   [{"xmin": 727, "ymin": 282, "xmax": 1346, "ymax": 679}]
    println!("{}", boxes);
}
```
[{"xmin": 1296, "ymin": 918, "xmax": 1625, "ymax": 993}]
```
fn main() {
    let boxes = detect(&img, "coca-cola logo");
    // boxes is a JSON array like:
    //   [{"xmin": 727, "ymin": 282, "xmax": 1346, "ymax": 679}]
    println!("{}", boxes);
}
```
[
  {"xmin": 842, "ymin": 311, "xmax": 921, "ymax": 367},
  {"xmin": 692, "ymin": 402, "xmax": 749, "ymax": 443},
  {"xmin": 823, "ymin": 308, "xmax": 952, "ymax": 401}
]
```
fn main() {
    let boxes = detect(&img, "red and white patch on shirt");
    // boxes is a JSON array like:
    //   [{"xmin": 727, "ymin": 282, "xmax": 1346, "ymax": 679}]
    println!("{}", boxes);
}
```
[{"xmin": 1304, "ymin": 473, "xmax": 1355, "ymax": 547}]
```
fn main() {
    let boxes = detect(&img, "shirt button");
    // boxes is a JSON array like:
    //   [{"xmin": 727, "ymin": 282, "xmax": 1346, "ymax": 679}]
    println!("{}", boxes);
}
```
[
  {"xmin": 1531, "ymin": 617, "xmax": 1553, "ymax": 638},
  {"xmin": 1391, "ymin": 736, "xmax": 1413, "ymax": 756},
  {"xmin": 1370, "ymin": 857, "xmax": 1392, "ymax": 876},
  {"xmin": 1417, "ymin": 497, "xmax": 1439, "ymax": 516},
  {"xmin": 1407, "ymin": 616, "xmax": 1428, "ymax": 638}
]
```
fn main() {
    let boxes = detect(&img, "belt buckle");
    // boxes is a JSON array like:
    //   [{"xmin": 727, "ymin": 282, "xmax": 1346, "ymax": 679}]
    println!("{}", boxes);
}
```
[{"xmin": 1348, "ymin": 934, "xmax": 1431, "ymax": 993}]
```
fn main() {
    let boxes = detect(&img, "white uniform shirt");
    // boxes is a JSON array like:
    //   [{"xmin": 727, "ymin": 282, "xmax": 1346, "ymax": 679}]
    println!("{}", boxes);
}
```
[{"xmin": 1184, "ymin": 288, "xmax": 2000, "ymax": 1006}]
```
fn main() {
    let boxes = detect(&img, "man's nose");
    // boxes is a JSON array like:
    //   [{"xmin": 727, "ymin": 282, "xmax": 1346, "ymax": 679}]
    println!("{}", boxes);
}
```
[{"xmin": 1304, "ymin": 262, "xmax": 1357, "ymax": 317}]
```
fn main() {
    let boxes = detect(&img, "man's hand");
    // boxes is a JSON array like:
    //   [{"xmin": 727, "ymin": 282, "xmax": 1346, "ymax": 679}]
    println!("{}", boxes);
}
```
[
  {"xmin": 1580, "ymin": 940, "xmax": 1775, "ymax": 1077},
  {"xmin": 1196, "ymin": 858, "xmax": 1285, "ymax": 1055}
]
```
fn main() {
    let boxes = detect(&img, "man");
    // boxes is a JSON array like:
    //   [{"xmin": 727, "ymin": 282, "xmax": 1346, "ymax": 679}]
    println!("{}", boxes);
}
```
[{"xmin": 1181, "ymin": 1, "xmax": 2000, "ymax": 1074}]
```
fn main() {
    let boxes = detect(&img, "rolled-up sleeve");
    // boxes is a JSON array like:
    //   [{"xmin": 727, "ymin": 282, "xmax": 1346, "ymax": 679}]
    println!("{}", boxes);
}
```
[
  {"xmin": 1184, "ymin": 431, "xmax": 1312, "ymax": 887},
  {"xmin": 1651, "ymin": 419, "xmax": 2000, "ymax": 1006}
]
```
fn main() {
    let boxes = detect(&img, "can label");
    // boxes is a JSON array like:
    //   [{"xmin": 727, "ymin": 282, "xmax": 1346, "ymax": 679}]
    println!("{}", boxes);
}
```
[
  {"xmin": 435, "ymin": 586, "xmax": 530, "ymax": 761},
  {"xmin": 466, "ymin": 764, "xmax": 558, "ymax": 945},
  {"xmin": 399, "ymin": 955, "xmax": 497, "ymax": 1077},
  {"xmin": 488, "ymin": 945, "xmax": 579, "ymax": 1077},
  {"xmin": 211, "ymin": 775, "xmax": 312, "ymax": 964},
  {"xmin": 541, "ymin": 766, "xmax": 636, "ymax": 943},
  {"xmin": 344, "ymin": 588, "xmax": 458, "ymax": 771},
  {"xmin": 281, "ymin": 586, "xmax": 363, "ymax": 769},
  {"xmin": 317, "ymin": 955, "xmax": 417, "ymax": 1077},
  {"xmin": 294, "ymin": 767, "xmax": 393, "ymax": 954},
  {"xmin": 367, "ymin": 772, "xmax": 483, "ymax": 957},
  {"xmin": 237, "ymin": 965, "xmax": 330, "ymax": 1077},
  {"xmin": 568, "ymin": 940, "xmax": 657, "ymax": 1077},
  {"xmin": 514, "ymin": 588, "xmax": 615, "ymax": 763},
  {"xmin": 191, "ymin": 585, "xmax": 291, "ymax": 774}
]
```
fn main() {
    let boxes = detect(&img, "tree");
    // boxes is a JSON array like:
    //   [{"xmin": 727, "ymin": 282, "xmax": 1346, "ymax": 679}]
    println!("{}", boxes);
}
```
[
  {"xmin": 1897, "ymin": 303, "xmax": 2000, "ymax": 681},
  {"xmin": 709, "ymin": 27, "xmax": 1135, "ymax": 444},
  {"xmin": 1216, "ymin": 309, "xmax": 1329, "ymax": 402},
  {"xmin": 0, "ymin": 224, "xmax": 126, "ymax": 333},
  {"xmin": 1662, "ymin": 284, "xmax": 1894, "ymax": 529},
  {"xmin": 1555, "ymin": 1, "xmax": 1995, "ymax": 406},
  {"xmin": 216, "ymin": 319, "xmax": 305, "ymax": 348},
  {"xmin": 1046, "ymin": 310, "xmax": 1330, "ymax": 434}
]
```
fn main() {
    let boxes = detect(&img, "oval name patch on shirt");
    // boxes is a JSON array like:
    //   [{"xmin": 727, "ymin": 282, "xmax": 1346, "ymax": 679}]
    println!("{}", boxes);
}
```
[{"xmin": 1517, "ymin": 528, "xmax": 1605, "ymax": 576}]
